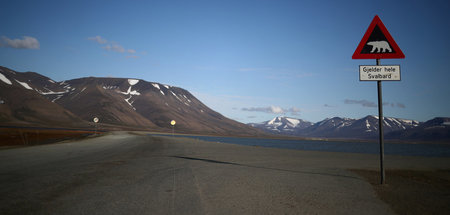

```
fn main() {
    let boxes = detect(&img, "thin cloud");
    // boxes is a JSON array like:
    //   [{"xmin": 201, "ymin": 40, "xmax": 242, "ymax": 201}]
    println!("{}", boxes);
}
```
[
  {"xmin": 384, "ymin": 102, "xmax": 406, "ymax": 108},
  {"xmin": 0, "ymin": 36, "xmax": 40, "ymax": 49},
  {"xmin": 87, "ymin": 35, "xmax": 107, "ymax": 44},
  {"xmin": 243, "ymin": 107, "xmax": 271, "ymax": 113},
  {"xmin": 88, "ymin": 36, "xmax": 139, "ymax": 58},
  {"xmin": 344, "ymin": 99, "xmax": 377, "ymax": 108},
  {"xmin": 345, "ymin": 99, "xmax": 406, "ymax": 108},
  {"xmin": 242, "ymin": 106, "xmax": 301, "ymax": 115},
  {"xmin": 324, "ymin": 104, "xmax": 336, "ymax": 108},
  {"xmin": 396, "ymin": 103, "xmax": 406, "ymax": 108},
  {"xmin": 102, "ymin": 43, "xmax": 125, "ymax": 53},
  {"xmin": 289, "ymin": 107, "xmax": 301, "ymax": 116}
]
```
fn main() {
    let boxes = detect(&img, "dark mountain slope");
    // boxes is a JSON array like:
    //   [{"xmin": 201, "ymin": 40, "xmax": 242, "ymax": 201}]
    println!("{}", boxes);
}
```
[
  {"xmin": 0, "ymin": 67, "xmax": 86, "ymax": 127},
  {"xmin": 0, "ymin": 66, "xmax": 264, "ymax": 136}
]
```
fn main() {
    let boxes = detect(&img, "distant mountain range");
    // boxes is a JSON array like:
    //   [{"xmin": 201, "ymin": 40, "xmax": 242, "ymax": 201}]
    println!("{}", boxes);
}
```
[
  {"xmin": 249, "ymin": 116, "xmax": 450, "ymax": 142},
  {"xmin": 0, "ymin": 66, "xmax": 264, "ymax": 136},
  {"xmin": 1, "ymin": 65, "xmax": 449, "ymax": 142}
]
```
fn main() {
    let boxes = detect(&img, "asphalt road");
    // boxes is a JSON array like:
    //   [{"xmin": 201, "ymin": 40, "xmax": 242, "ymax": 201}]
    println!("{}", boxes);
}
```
[{"xmin": 2, "ymin": 132, "xmax": 445, "ymax": 214}]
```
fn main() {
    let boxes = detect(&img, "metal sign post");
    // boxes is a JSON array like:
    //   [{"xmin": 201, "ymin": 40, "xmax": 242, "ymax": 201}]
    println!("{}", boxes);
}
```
[
  {"xmin": 376, "ymin": 59, "xmax": 385, "ymax": 185},
  {"xmin": 353, "ymin": 15, "xmax": 405, "ymax": 185}
]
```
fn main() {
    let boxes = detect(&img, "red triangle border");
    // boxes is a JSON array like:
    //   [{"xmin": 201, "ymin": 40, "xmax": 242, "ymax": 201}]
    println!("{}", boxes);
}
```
[{"xmin": 352, "ymin": 15, "xmax": 405, "ymax": 59}]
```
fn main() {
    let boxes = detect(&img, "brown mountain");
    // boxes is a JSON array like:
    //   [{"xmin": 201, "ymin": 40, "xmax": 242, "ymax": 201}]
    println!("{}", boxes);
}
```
[
  {"xmin": 0, "ymin": 66, "xmax": 264, "ymax": 136},
  {"xmin": 0, "ymin": 66, "xmax": 86, "ymax": 127}
]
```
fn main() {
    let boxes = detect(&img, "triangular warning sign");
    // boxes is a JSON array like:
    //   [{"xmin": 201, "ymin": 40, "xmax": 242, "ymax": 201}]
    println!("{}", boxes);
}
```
[{"xmin": 352, "ymin": 15, "xmax": 405, "ymax": 59}]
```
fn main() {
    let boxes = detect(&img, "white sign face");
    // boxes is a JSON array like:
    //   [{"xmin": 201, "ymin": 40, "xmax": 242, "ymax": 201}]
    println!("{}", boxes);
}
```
[
  {"xmin": 359, "ymin": 65, "xmax": 401, "ymax": 81},
  {"xmin": 93, "ymin": 117, "xmax": 99, "ymax": 123}
]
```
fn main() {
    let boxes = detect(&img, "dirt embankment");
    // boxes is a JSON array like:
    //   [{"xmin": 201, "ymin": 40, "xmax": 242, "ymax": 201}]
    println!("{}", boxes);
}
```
[{"xmin": 0, "ymin": 127, "xmax": 100, "ymax": 147}]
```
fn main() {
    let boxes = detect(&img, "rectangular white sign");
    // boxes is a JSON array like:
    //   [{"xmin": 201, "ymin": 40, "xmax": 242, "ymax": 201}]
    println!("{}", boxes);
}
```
[{"xmin": 359, "ymin": 65, "xmax": 401, "ymax": 81}]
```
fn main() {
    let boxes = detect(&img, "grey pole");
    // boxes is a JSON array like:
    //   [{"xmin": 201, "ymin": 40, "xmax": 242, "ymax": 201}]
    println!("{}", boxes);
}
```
[{"xmin": 377, "ymin": 58, "xmax": 385, "ymax": 185}]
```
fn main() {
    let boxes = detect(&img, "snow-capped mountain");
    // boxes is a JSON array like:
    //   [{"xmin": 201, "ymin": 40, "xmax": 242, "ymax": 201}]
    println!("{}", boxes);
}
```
[
  {"xmin": 386, "ymin": 117, "xmax": 450, "ymax": 142},
  {"xmin": 302, "ymin": 115, "xmax": 420, "ymax": 139},
  {"xmin": 0, "ymin": 66, "xmax": 264, "ymax": 136},
  {"xmin": 249, "ymin": 116, "xmax": 312, "ymax": 134},
  {"xmin": 298, "ymin": 117, "xmax": 356, "ymax": 137},
  {"xmin": 250, "ymin": 115, "xmax": 422, "ymax": 139}
]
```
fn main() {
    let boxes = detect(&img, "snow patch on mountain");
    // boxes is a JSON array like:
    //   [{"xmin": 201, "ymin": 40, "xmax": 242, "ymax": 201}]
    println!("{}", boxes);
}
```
[
  {"xmin": 286, "ymin": 118, "xmax": 300, "ymax": 127},
  {"xmin": 15, "ymin": 79, "xmax": 33, "ymax": 90},
  {"xmin": 128, "ymin": 79, "xmax": 139, "ymax": 86},
  {"xmin": 182, "ymin": 94, "xmax": 190, "ymax": 101},
  {"xmin": 52, "ymin": 95, "xmax": 64, "ymax": 103},
  {"xmin": 36, "ymin": 88, "xmax": 69, "ymax": 95},
  {"xmin": 114, "ymin": 80, "xmax": 142, "ymax": 110},
  {"xmin": 152, "ymin": 83, "xmax": 160, "ymax": 90},
  {"xmin": 0, "ymin": 72, "xmax": 12, "ymax": 85},
  {"xmin": 124, "ymin": 95, "xmax": 136, "ymax": 110},
  {"xmin": 267, "ymin": 117, "xmax": 280, "ymax": 125},
  {"xmin": 103, "ymin": 85, "xmax": 118, "ymax": 90},
  {"xmin": 171, "ymin": 91, "xmax": 182, "ymax": 101},
  {"xmin": 370, "ymin": 115, "xmax": 420, "ymax": 128},
  {"xmin": 118, "ymin": 86, "xmax": 140, "ymax": 96}
]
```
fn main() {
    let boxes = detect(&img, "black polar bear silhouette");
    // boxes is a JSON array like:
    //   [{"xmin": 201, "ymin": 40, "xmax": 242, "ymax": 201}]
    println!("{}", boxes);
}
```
[{"xmin": 367, "ymin": 41, "xmax": 392, "ymax": 53}]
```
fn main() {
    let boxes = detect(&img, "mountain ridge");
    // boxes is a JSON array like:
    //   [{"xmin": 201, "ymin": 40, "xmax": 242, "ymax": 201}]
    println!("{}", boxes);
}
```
[
  {"xmin": 1, "ymin": 66, "xmax": 449, "ymax": 141},
  {"xmin": 0, "ymin": 66, "xmax": 264, "ymax": 136},
  {"xmin": 250, "ymin": 115, "xmax": 448, "ymax": 141}
]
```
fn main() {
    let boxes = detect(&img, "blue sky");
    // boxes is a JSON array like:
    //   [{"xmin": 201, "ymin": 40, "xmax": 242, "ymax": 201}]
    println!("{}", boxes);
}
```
[{"xmin": 1, "ymin": 0, "xmax": 449, "ymax": 123}]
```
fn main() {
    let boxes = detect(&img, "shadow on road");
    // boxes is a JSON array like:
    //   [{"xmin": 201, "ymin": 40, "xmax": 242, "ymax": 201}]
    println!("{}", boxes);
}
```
[{"xmin": 171, "ymin": 155, "xmax": 361, "ymax": 180}]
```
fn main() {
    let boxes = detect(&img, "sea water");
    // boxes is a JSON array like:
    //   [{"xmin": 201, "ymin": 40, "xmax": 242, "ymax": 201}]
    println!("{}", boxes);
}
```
[{"xmin": 152, "ymin": 134, "xmax": 450, "ymax": 157}]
